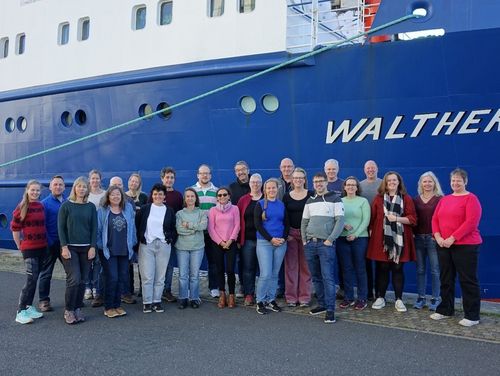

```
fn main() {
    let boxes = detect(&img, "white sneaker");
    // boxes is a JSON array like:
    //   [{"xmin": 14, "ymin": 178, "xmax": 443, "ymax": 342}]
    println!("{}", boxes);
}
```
[
  {"xmin": 430, "ymin": 312, "xmax": 452, "ymax": 320},
  {"xmin": 395, "ymin": 299, "xmax": 407, "ymax": 312},
  {"xmin": 84, "ymin": 288, "xmax": 93, "ymax": 300},
  {"xmin": 371, "ymin": 297, "xmax": 386, "ymax": 309},
  {"xmin": 458, "ymin": 318, "xmax": 479, "ymax": 327},
  {"xmin": 210, "ymin": 289, "xmax": 220, "ymax": 298}
]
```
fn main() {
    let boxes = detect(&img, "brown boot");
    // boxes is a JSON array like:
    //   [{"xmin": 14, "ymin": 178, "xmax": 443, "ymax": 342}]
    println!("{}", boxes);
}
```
[
  {"xmin": 218, "ymin": 291, "xmax": 226, "ymax": 308},
  {"xmin": 228, "ymin": 294, "xmax": 236, "ymax": 308}
]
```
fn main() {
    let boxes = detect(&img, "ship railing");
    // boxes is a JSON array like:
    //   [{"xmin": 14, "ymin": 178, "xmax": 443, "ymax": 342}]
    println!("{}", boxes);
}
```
[{"xmin": 287, "ymin": 0, "xmax": 369, "ymax": 53}]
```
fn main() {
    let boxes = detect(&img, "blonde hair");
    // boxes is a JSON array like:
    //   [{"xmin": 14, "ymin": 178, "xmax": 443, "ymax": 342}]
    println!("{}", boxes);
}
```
[
  {"xmin": 291, "ymin": 167, "xmax": 308, "ymax": 190},
  {"xmin": 417, "ymin": 171, "xmax": 444, "ymax": 196},
  {"xmin": 261, "ymin": 178, "xmax": 280, "ymax": 221},
  {"xmin": 19, "ymin": 180, "xmax": 42, "ymax": 221},
  {"xmin": 69, "ymin": 176, "xmax": 90, "ymax": 202},
  {"xmin": 127, "ymin": 172, "xmax": 144, "ymax": 202}
]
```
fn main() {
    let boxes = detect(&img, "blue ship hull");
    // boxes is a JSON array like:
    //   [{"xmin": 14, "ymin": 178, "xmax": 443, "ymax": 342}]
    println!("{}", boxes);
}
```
[{"xmin": 1, "ymin": 11, "xmax": 499, "ymax": 297}]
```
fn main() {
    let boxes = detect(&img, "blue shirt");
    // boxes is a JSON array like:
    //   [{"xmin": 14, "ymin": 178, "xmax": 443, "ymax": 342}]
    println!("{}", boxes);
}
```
[{"xmin": 41, "ymin": 194, "xmax": 66, "ymax": 246}]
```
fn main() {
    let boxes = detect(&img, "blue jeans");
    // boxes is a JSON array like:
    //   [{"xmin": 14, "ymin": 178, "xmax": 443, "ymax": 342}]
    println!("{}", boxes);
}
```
[
  {"xmin": 256, "ymin": 239, "xmax": 287, "ymax": 303},
  {"xmin": 415, "ymin": 234, "xmax": 440, "ymax": 299},
  {"xmin": 139, "ymin": 240, "xmax": 171, "ymax": 304},
  {"xmin": 336, "ymin": 237, "xmax": 368, "ymax": 301},
  {"xmin": 18, "ymin": 253, "xmax": 44, "ymax": 311},
  {"xmin": 241, "ymin": 240, "xmax": 258, "ymax": 296},
  {"xmin": 176, "ymin": 248, "xmax": 204, "ymax": 301},
  {"xmin": 38, "ymin": 242, "xmax": 62, "ymax": 303},
  {"xmin": 304, "ymin": 240, "xmax": 336, "ymax": 311},
  {"xmin": 100, "ymin": 252, "xmax": 129, "ymax": 309}
]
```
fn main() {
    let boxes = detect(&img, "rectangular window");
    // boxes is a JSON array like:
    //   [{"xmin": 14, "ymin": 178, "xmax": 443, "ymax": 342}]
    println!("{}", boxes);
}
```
[
  {"xmin": 78, "ymin": 17, "xmax": 90, "ymax": 41},
  {"xmin": 0, "ymin": 37, "xmax": 9, "ymax": 58},
  {"xmin": 58, "ymin": 22, "xmax": 70, "ymax": 45},
  {"xmin": 16, "ymin": 33, "xmax": 25, "ymax": 55},
  {"xmin": 133, "ymin": 5, "xmax": 147, "ymax": 30},
  {"xmin": 159, "ymin": 1, "xmax": 173, "ymax": 25},
  {"xmin": 208, "ymin": 0, "xmax": 224, "ymax": 17},
  {"xmin": 239, "ymin": 0, "xmax": 255, "ymax": 13}
]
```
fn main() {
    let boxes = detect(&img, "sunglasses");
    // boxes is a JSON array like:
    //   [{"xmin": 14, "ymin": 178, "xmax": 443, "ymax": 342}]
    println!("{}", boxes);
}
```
[{"xmin": 217, "ymin": 193, "xmax": 229, "ymax": 197}]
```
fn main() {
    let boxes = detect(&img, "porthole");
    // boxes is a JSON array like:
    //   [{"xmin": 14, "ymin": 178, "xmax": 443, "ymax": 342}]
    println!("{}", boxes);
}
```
[
  {"xmin": 157, "ymin": 102, "xmax": 172, "ymax": 120},
  {"xmin": 17, "ymin": 117, "xmax": 27, "ymax": 132},
  {"xmin": 262, "ymin": 94, "xmax": 279, "ymax": 113},
  {"xmin": 5, "ymin": 118, "xmax": 15, "ymax": 133},
  {"xmin": 61, "ymin": 111, "xmax": 73, "ymax": 127},
  {"xmin": 0, "ymin": 213, "xmax": 7, "ymax": 228},
  {"xmin": 412, "ymin": 8, "xmax": 428, "ymax": 18},
  {"xmin": 139, "ymin": 104, "xmax": 153, "ymax": 120},
  {"xmin": 75, "ymin": 110, "xmax": 87, "ymax": 125},
  {"xmin": 240, "ymin": 96, "xmax": 256, "ymax": 114}
]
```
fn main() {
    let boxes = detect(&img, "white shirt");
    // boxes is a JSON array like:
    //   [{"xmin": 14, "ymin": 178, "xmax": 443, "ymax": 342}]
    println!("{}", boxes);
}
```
[{"xmin": 145, "ymin": 204, "xmax": 166, "ymax": 244}]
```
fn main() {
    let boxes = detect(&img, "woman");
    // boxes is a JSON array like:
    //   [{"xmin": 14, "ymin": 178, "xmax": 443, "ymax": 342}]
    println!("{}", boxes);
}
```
[
  {"xmin": 282, "ymin": 168, "xmax": 312, "ymax": 307},
  {"xmin": 254, "ymin": 178, "xmax": 289, "ymax": 315},
  {"xmin": 237, "ymin": 173, "xmax": 263, "ymax": 306},
  {"xmin": 11, "ymin": 180, "xmax": 47, "ymax": 324},
  {"xmin": 337, "ymin": 177, "xmax": 370, "ymax": 310},
  {"xmin": 367, "ymin": 171, "xmax": 416, "ymax": 313},
  {"xmin": 208, "ymin": 187, "xmax": 240, "ymax": 308},
  {"xmin": 97, "ymin": 185, "xmax": 137, "ymax": 318},
  {"xmin": 431, "ymin": 168, "xmax": 482, "ymax": 327},
  {"xmin": 58, "ymin": 176, "xmax": 97, "ymax": 324},
  {"xmin": 135, "ymin": 184, "xmax": 176, "ymax": 313},
  {"xmin": 413, "ymin": 172, "xmax": 443, "ymax": 311},
  {"xmin": 126, "ymin": 173, "xmax": 148, "ymax": 211},
  {"xmin": 176, "ymin": 188, "xmax": 208, "ymax": 309}
]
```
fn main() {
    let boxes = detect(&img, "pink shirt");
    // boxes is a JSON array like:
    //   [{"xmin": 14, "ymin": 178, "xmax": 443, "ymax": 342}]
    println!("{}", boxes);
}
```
[
  {"xmin": 208, "ymin": 204, "xmax": 240, "ymax": 245},
  {"xmin": 432, "ymin": 193, "xmax": 482, "ymax": 245}
]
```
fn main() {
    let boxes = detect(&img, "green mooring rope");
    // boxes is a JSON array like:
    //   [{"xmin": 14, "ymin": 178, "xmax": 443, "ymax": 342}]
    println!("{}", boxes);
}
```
[{"xmin": 0, "ymin": 13, "xmax": 419, "ymax": 168}]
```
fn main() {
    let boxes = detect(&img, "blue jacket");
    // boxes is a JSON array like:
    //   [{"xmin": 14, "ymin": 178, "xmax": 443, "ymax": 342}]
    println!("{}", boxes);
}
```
[
  {"xmin": 97, "ymin": 205, "xmax": 137, "ymax": 260},
  {"xmin": 41, "ymin": 194, "xmax": 66, "ymax": 246}
]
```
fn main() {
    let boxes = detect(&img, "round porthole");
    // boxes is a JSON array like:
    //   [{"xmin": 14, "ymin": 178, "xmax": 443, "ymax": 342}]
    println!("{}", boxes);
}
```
[
  {"xmin": 0, "ymin": 213, "xmax": 7, "ymax": 228},
  {"xmin": 240, "ymin": 96, "xmax": 256, "ymax": 114},
  {"xmin": 5, "ymin": 118, "xmax": 15, "ymax": 133},
  {"xmin": 157, "ymin": 102, "xmax": 172, "ymax": 120},
  {"xmin": 262, "ymin": 94, "xmax": 279, "ymax": 113},
  {"xmin": 17, "ymin": 117, "xmax": 27, "ymax": 132},
  {"xmin": 61, "ymin": 111, "xmax": 73, "ymax": 127},
  {"xmin": 75, "ymin": 110, "xmax": 87, "ymax": 125},
  {"xmin": 139, "ymin": 104, "xmax": 153, "ymax": 120}
]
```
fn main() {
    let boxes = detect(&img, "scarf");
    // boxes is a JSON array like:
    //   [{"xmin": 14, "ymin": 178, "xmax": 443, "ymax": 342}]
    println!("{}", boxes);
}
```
[
  {"xmin": 383, "ymin": 193, "xmax": 404, "ymax": 263},
  {"xmin": 215, "ymin": 202, "xmax": 232, "ymax": 213}
]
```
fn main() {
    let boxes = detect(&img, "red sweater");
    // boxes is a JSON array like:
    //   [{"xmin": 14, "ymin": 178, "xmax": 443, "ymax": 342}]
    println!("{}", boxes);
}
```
[
  {"xmin": 10, "ymin": 201, "xmax": 48, "ymax": 255},
  {"xmin": 431, "ymin": 193, "xmax": 482, "ymax": 245}
]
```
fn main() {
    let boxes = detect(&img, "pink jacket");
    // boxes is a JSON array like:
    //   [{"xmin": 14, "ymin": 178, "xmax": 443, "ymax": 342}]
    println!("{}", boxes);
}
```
[{"xmin": 208, "ymin": 203, "xmax": 240, "ymax": 245}]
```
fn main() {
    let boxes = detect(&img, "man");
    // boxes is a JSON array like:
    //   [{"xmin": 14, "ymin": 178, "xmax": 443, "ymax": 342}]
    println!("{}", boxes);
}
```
[
  {"xmin": 38, "ymin": 175, "xmax": 66, "ymax": 312},
  {"xmin": 359, "ymin": 160, "xmax": 382, "ymax": 301},
  {"xmin": 277, "ymin": 157, "xmax": 294, "ymax": 200},
  {"xmin": 160, "ymin": 167, "xmax": 183, "ymax": 303},
  {"xmin": 229, "ymin": 161, "xmax": 251, "ymax": 205},
  {"xmin": 301, "ymin": 172, "xmax": 345, "ymax": 324},
  {"xmin": 192, "ymin": 164, "xmax": 219, "ymax": 298},
  {"xmin": 324, "ymin": 159, "xmax": 344, "ymax": 195}
]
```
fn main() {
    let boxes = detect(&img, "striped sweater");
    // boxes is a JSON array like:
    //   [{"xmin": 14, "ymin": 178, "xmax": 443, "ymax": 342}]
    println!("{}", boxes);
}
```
[
  {"xmin": 192, "ymin": 182, "xmax": 218, "ymax": 211},
  {"xmin": 301, "ymin": 192, "xmax": 345, "ymax": 243}
]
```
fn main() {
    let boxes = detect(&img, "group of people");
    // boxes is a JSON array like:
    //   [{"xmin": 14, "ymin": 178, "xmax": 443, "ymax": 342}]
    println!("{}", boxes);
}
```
[{"xmin": 11, "ymin": 158, "xmax": 482, "ymax": 326}]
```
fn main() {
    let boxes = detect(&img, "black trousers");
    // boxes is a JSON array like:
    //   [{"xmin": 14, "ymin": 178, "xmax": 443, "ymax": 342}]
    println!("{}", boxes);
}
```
[
  {"xmin": 18, "ymin": 252, "xmax": 45, "ymax": 311},
  {"xmin": 213, "ymin": 241, "xmax": 237, "ymax": 294},
  {"xmin": 62, "ymin": 246, "xmax": 90, "ymax": 311},
  {"xmin": 375, "ymin": 261, "xmax": 405, "ymax": 300},
  {"xmin": 436, "ymin": 244, "xmax": 480, "ymax": 321}
]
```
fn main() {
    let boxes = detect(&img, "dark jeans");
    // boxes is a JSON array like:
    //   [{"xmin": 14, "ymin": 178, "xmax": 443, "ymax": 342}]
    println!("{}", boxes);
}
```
[
  {"xmin": 62, "ymin": 246, "xmax": 91, "ymax": 311},
  {"xmin": 204, "ymin": 232, "xmax": 218, "ymax": 290},
  {"xmin": 366, "ymin": 259, "xmax": 377, "ymax": 299},
  {"xmin": 100, "ymin": 251, "xmax": 129, "ymax": 309},
  {"xmin": 18, "ymin": 253, "xmax": 44, "ymax": 311},
  {"xmin": 337, "ymin": 237, "xmax": 368, "ymax": 301},
  {"xmin": 376, "ymin": 261, "xmax": 405, "ymax": 300},
  {"xmin": 38, "ymin": 242, "xmax": 62, "ymax": 303},
  {"xmin": 213, "ymin": 241, "xmax": 237, "ymax": 294},
  {"xmin": 436, "ymin": 244, "xmax": 481, "ymax": 321},
  {"xmin": 241, "ymin": 239, "xmax": 258, "ymax": 296}
]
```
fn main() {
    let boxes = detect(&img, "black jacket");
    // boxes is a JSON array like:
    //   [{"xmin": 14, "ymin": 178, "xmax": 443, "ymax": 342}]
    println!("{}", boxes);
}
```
[{"xmin": 135, "ymin": 203, "xmax": 177, "ymax": 245}]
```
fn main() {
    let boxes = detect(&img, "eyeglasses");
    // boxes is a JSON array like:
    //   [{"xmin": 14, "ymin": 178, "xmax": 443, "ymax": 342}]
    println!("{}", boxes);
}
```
[
  {"xmin": 217, "ymin": 193, "xmax": 229, "ymax": 197},
  {"xmin": 198, "ymin": 172, "xmax": 211, "ymax": 176},
  {"xmin": 292, "ymin": 177, "xmax": 305, "ymax": 180},
  {"xmin": 313, "ymin": 180, "xmax": 326, "ymax": 184},
  {"xmin": 345, "ymin": 184, "xmax": 357, "ymax": 187}
]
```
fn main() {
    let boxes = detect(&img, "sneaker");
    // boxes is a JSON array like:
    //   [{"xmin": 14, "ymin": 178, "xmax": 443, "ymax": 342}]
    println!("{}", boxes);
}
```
[
  {"xmin": 371, "ymin": 297, "xmax": 386, "ymax": 310},
  {"xmin": 354, "ymin": 300, "xmax": 368, "ymax": 311},
  {"xmin": 25, "ymin": 306, "xmax": 44, "ymax": 319},
  {"xmin": 15, "ymin": 310, "xmax": 34, "ymax": 324},
  {"xmin": 256, "ymin": 302, "xmax": 267, "ymax": 315},
  {"xmin": 395, "ymin": 299, "xmax": 407, "ymax": 312},
  {"xmin": 244, "ymin": 295, "xmax": 254, "ymax": 306},
  {"xmin": 162, "ymin": 290, "xmax": 177, "ymax": 303},
  {"xmin": 152, "ymin": 303, "xmax": 164, "ymax": 313},
  {"xmin": 266, "ymin": 301, "xmax": 282, "ymax": 312},
  {"xmin": 92, "ymin": 288, "xmax": 97, "ymax": 299},
  {"xmin": 430, "ymin": 312, "xmax": 452, "ymax": 320},
  {"xmin": 287, "ymin": 302, "xmax": 298, "ymax": 308},
  {"xmin": 121, "ymin": 294, "xmax": 137, "ymax": 304},
  {"xmin": 178, "ymin": 299, "xmax": 188, "ymax": 310},
  {"xmin": 236, "ymin": 288, "xmax": 244, "ymax": 299},
  {"xmin": 339, "ymin": 300, "xmax": 355, "ymax": 309},
  {"xmin": 458, "ymin": 318, "xmax": 479, "ymax": 327},
  {"xmin": 74, "ymin": 308, "xmax": 85, "ymax": 322},
  {"xmin": 309, "ymin": 306, "xmax": 327, "ymax": 316},
  {"xmin": 324, "ymin": 311, "xmax": 336, "ymax": 324},
  {"xmin": 91, "ymin": 296, "xmax": 104, "ymax": 308},
  {"xmin": 413, "ymin": 297, "xmax": 426, "ymax": 310},
  {"xmin": 64, "ymin": 310, "xmax": 77, "ymax": 325},
  {"xmin": 38, "ymin": 300, "xmax": 53, "ymax": 312},
  {"xmin": 115, "ymin": 307, "xmax": 127, "ymax": 316},
  {"xmin": 428, "ymin": 298, "xmax": 440, "ymax": 311},
  {"xmin": 104, "ymin": 309, "xmax": 119, "ymax": 318},
  {"xmin": 299, "ymin": 302, "xmax": 310, "ymax": 308},
  {"xmin": 84, "ymin": 288, "xmax": 93, "ymax": 300},
  {"xmin": 190, "ymin": 300, "xmax": 200, "ymax": 309},
  {"xmin": 143, "ymin": 304, "xmax": 153, "ymax": 313},
  {"xmin": 210, "ymin": 289, "xmax": 220, "ymax": 298}
]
